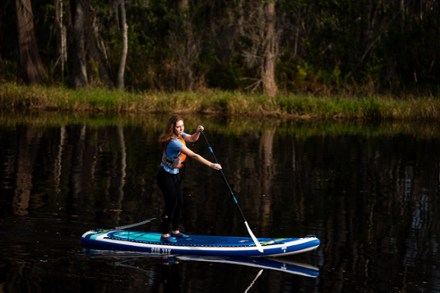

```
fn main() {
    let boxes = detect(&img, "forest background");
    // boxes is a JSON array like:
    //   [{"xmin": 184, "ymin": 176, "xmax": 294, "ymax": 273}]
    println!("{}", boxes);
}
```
[{"xmin": 1, "ymin": 0, "xmax": 440, "ymax": 109}]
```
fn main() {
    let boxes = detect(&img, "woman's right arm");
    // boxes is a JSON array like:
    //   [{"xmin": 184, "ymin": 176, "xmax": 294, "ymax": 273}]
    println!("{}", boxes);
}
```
[{"xmin": 180, "ymin": 145, "xmax": 222, "ymax": 170}]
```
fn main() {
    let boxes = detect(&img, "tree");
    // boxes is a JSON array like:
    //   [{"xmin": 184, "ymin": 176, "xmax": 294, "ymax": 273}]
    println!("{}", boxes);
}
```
[
  {"xmin": 167, "ymin": 0, "xmax": 198, "ymax": 90},
  {"xmin": 71, "ymin": 0, "xmax": 88, "ymax": 88},
  {"xmin": 55, "ymin": 0, "xmax": 67, "ymax": 82},
  {"xmin": 15, "ymin": 0, "xmax": 47, "ymax": 84},
  {"xmin": 70, "ymin": 0, "xmax": 114, "ymax": 88},
  {"xmin": 261, "ymin": 1, "xmax": 278, "ymax": 97},
  {"xmin": 240, "ymin": 0, "xmax": 278, "ymax": 96},
  {"xmin": 113, "ymin": 0, "xmax": 128, "ymax": 90}
]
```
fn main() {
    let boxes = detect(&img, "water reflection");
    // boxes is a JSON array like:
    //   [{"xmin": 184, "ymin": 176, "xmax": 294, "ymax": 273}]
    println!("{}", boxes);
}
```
[{"xmin": 0, "ymin": 115, "xmax": 439, "ymax": 292}]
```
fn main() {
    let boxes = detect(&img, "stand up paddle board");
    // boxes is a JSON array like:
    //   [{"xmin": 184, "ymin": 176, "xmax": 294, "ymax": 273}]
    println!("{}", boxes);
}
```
[{"xmin": 81, "ymin": 229, "xmax": 320, "ymax": 257}]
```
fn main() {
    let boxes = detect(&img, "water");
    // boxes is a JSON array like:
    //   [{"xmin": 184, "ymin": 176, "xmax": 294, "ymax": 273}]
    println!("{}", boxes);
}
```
[{"xmin": 0, "ymin": 114, "xmax": 439, "ymax": 292}]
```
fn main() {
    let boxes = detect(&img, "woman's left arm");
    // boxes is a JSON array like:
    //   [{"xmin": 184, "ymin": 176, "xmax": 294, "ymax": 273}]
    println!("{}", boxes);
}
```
[{"xmin": 185, "ymin": 125, "xmax": 204, "ymax": 143}]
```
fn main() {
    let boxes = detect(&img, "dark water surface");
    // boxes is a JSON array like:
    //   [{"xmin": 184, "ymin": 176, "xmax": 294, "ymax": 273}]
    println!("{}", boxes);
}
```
[{"xmin": 0, "ymin": 114, "xmax": 439, "ymax": 292}]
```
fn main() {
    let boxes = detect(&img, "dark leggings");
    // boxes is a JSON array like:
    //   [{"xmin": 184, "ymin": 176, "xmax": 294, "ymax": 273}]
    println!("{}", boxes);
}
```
[{"xmin": 157, "ymin": 167, "xmax": 183, "ymax": 234}]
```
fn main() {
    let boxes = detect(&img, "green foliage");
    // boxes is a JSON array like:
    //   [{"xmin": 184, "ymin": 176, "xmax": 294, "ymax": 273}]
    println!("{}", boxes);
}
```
[{"xmin": 2, "ymin": 0, "xmax": 440, "ymax": 95}]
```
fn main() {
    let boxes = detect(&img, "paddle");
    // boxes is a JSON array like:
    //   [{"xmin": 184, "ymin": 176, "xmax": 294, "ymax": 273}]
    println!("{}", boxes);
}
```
[{"xmin": 200, "ymin": 131, "xmax": 264, "ymax": 252}]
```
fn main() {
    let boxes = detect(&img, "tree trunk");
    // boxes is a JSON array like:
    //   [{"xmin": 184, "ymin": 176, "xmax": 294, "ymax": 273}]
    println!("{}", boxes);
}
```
[
  {"xmin": 86, "ymin": 2, "xmax": 113, "ymax": 88},
  {"xmin": 261, "ymin": 1, "xmax": 278, "ymax": 97},
  {"xmin": 55, "ymin": 0, "xmax": 67, "ymax": 82},
  {"xmin": 116, "ymin": 0, "xmax": 128, "ymax": 90},
  {"xmin": 71, "ymin": 0, "xmax": 88, "ymax": 88},
  {"xmin": 240, "ymin": 0, "xmax": 278, "ymax": 96},
  {"xmin": 168, "ymin": 0, "xmax": 197, "ymax": 90},
  {"xmin": 15, "ymin": 0, "xmax": 46, "ymax": 84}
]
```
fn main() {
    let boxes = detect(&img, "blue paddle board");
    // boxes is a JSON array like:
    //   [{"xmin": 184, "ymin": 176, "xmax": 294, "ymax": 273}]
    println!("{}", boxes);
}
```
[{"xmin": 81, "ymin": 229, "xmax": 320, "ymax": 257}]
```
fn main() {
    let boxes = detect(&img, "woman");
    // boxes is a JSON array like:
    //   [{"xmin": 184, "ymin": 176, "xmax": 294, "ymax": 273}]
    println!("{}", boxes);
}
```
[{"xmin": 157, "ymin": 116, "xmax": 222, "ymax": 243}]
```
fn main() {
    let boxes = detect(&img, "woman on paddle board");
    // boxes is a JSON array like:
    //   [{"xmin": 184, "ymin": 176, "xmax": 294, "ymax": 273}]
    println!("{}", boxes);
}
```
[{"xmin": 157, "ymin": 116, "xmax": 222, "ymax": 243}]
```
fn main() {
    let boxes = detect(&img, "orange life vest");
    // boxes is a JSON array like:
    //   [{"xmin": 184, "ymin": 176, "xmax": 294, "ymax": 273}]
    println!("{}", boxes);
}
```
[{"xmin": 161, "ymin": 136, "xmax": 187, "ymax": 169}]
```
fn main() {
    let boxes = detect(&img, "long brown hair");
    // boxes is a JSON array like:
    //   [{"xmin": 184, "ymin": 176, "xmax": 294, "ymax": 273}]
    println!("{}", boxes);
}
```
[{"xmin": 159, "ymin": 115, "xmax": 183, "ymax": 144}]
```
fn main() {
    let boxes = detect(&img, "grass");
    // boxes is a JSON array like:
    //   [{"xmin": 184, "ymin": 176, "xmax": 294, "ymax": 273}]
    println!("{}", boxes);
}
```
[{"xmin": 1, "ymin": 82, "xmax": 440, "ymax": 120}]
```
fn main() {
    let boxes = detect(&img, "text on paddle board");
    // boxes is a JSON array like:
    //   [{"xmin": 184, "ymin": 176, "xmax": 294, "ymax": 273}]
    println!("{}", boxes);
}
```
[{"xmin": 151, "ymin": 247, "xmax": 172, "ymax": 255}]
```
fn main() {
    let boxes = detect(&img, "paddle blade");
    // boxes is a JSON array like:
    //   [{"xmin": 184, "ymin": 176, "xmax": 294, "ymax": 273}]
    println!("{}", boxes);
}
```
[{"xmin": 244, "ymin": 221, "xmax": 264, "ymax": 252}]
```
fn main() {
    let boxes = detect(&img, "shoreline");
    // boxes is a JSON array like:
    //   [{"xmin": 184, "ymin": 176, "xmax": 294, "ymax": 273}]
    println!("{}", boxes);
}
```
[{"xmin": 1, "ymin": 82, "xmax": 439, "ymax": 121}]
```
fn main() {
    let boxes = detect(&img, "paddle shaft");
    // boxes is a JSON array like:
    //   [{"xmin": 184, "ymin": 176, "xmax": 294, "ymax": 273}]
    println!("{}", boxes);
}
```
[{"xmin": 201, "ymin": 131, "xmax": 263, "ymax": 252}]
